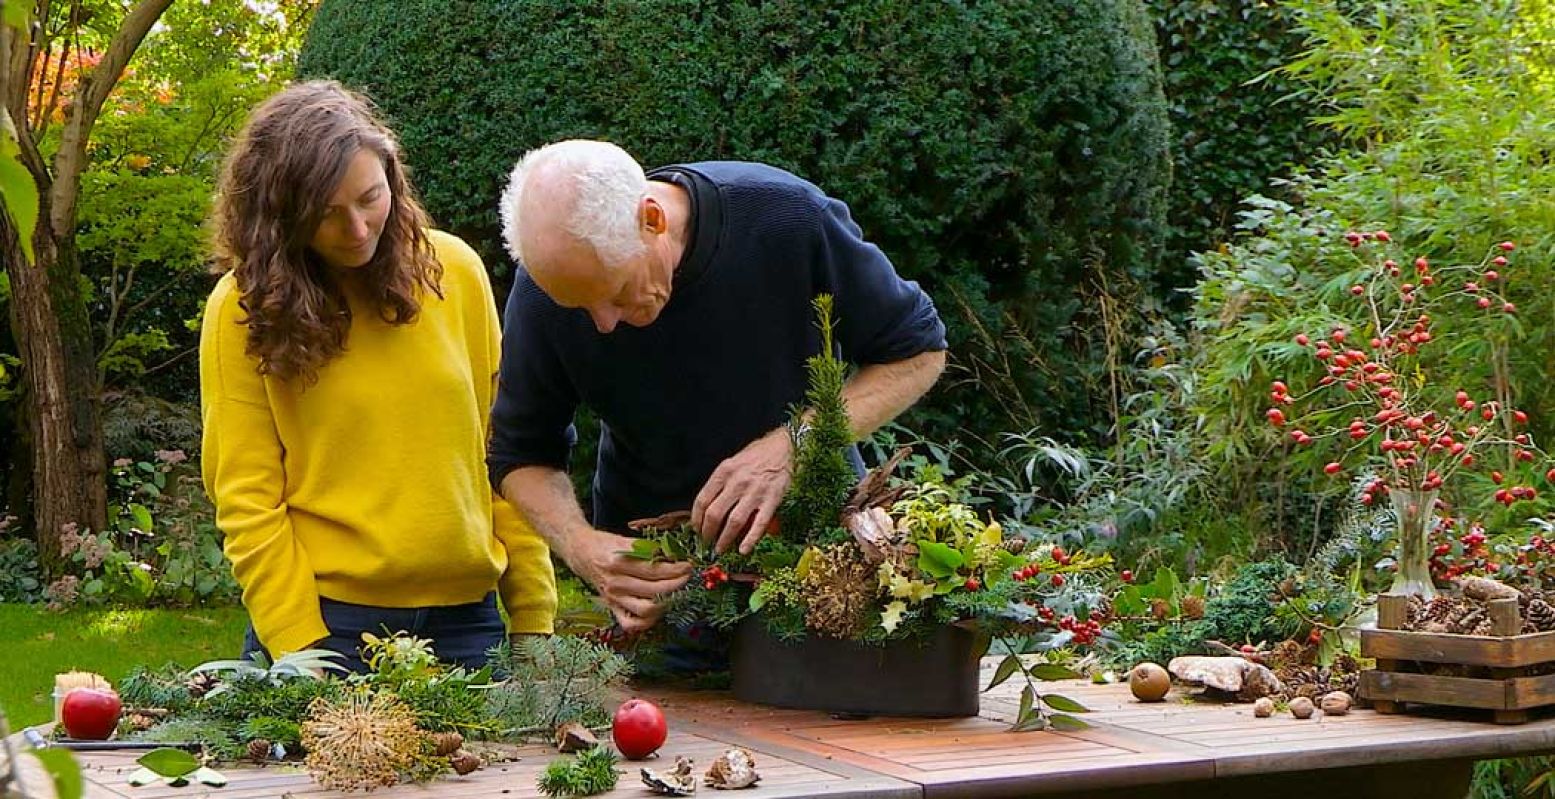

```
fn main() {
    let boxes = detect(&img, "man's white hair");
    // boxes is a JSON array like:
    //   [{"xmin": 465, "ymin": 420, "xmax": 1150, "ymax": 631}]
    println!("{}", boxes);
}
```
[{"xmin": 499, "ymin": 139, "xmax": 649, "ymax": 269}]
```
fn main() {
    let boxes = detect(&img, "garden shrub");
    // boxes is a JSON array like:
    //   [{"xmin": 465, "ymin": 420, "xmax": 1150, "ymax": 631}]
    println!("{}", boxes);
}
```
[
  {"xmin": 299, "ymin": 0, "xmax": 1174, "ymax": 448},
  {"xmin": 1146, "ymin": 0, "xmax": 1335, "ymax": 280}
]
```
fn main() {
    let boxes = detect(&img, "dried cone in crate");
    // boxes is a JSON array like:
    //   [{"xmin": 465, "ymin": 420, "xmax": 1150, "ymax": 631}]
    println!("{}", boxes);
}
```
[{"xmin": 1525, "ymin": 598, "xmax": 1555, "ymax": 633}]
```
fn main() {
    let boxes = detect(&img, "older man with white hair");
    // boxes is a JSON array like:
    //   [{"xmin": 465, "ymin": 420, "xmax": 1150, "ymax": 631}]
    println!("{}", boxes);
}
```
[{"xmin": 488, "ymin": 140, "xmax": 947, "ymax": 637}]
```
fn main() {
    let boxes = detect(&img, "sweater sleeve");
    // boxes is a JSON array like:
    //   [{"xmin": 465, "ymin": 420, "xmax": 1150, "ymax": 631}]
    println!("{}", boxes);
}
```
[
  {"xmin": 199, "ymin": 277, "xmax": 329, "ymax": 656},
  {"xmin": 487, "ymin": 272, "xmax": 580, "ymax": 489},
  {"xmin": 447, "ymin": 234, "xmax": 559, "ymax": 634},
  {"xmin": 811, "ymin": 194, "xmax": 948, "ymax": 364}
]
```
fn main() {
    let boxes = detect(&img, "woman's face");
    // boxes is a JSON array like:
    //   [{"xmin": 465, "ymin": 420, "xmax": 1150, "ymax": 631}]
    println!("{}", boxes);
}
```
[{"xmin": 309, "ymin": 149, "xmax": 392, "ymax": 269}]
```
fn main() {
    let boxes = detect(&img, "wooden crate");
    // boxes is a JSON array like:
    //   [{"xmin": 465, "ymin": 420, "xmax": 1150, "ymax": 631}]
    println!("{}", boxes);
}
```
[{"xmin": 1360, "ymin": 592, "xmax": 1555, "ymax": 724}]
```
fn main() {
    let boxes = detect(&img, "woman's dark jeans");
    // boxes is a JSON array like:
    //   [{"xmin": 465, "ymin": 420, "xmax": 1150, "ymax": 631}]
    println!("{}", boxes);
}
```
[{"xmin": 241, "ymin": 592, "xmax": 504, "ymax": 673}]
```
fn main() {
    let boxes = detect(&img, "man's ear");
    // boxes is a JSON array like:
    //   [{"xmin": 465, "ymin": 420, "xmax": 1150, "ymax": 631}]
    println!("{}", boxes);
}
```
[{"xmin": 640, "ymin": 197, "xmax": 668, "ymax": 234}]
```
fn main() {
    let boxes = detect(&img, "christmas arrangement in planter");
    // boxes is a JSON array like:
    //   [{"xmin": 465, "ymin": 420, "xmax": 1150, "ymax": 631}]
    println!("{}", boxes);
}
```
[
  {"xmin": 1265, "ymin": 234, "xmax": 1554, "ymax": 600},
  {"xmin": 629, "ymin": 297, "xmax": 1108, "ymax": 727}
]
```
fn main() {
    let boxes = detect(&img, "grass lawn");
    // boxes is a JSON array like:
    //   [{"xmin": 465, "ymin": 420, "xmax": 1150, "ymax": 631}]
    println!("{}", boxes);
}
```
[{"xmin": 0, "ymin": 603, "xmax": 248, "ymax": 730}]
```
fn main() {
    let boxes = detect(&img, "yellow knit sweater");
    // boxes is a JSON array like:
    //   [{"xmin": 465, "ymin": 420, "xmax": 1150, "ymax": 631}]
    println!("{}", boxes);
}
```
[{"xmin": 200, "ymin": 230, "xmax": 556, "ymax": 655}]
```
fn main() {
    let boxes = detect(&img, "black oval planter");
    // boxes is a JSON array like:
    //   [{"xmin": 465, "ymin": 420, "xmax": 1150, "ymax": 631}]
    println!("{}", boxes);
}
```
[{"xmin": 730, "ymin": 617, "xmax": 986, "ymax": 717}]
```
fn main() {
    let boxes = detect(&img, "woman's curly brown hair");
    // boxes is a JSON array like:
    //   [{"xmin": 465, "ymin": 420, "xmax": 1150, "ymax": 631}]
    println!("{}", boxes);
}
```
[{"xmin": 210, "ymin": 80, "xmax": 443, "ymax": 382}]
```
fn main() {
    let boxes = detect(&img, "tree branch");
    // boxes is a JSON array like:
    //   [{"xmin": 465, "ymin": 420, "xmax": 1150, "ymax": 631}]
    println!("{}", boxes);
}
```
[{"xmin": 48, "ymin": 0, "xmax": 171, "ymax": 238}]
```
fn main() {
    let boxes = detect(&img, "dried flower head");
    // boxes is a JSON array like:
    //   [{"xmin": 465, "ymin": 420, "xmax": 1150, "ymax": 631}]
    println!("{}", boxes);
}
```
[
  {"xmin": 302, "ymin": 690, "xmax": 424, "ymax": 792},
  {"xmin": 801, "ymin": 543, "xmax": 877, "ymax": 638}
]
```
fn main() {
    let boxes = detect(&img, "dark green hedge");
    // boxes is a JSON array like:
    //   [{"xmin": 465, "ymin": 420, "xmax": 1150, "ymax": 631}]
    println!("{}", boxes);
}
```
[
  {"xmin": 299, "ymin": 0, "xmax": 1172, "ymax": 445},
  {"xmin": 1148, "ymin": 0, "xmax": 1334, "ymax": 277}
]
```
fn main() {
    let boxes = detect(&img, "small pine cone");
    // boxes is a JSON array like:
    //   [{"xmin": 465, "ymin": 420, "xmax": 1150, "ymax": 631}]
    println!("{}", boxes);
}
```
[
  {"xmin": 1001, "ymin": 538, "xmax": 1026, "ymax": 554},
  {"xmin": 186, "ymin": 672, "xmax": 219, "ymax": 698},
  {"xmin": 1470, "ymin": 616, "xmax": 1494, "ymax": 637},
  {"xmin": 430, "ymin": 731, "xmax": 464, "ymax": 757},
  {"xmin": 1525, "ymin": 599, "xmax": 1555, "ymax": 633},
  {"xmin": 1406, "ymin": 594, "xmax": 1428, "ymax": 627},
  {"xmin": 247, "ymin": 739, "xmax": 273, "ymax": 763},
  {"xmin": 1150, "ymin": 598, "xmax": 1170, "ymax": 621},
  {"xmin": 1181, "ymin": 595, "xmax": 1206, "ymax": 620},
  {"xmin": 449, "ymin": 750, "xmax": 481, "ymax": 776},
  {"xmin": 1423, "ymin": 596, "xmax": 1457, "ymax": 623}
]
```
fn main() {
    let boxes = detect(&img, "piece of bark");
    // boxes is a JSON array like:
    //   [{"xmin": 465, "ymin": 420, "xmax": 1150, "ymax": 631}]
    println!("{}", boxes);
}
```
[
  {"xmin": 628, "ymin": 510, "xmax": 693, "ymax": 533},
  {"xmin": 846, "ymin": 446, "xmax": 912, "ymax": 511},
  {"xmin": 1168, "ymin": 656, "xmax": 1285, "ymax": 701},
  {"xmin": 554, "ymin": 722, "xmax": 598, "ymax": 753},
  {"xmin": 1456, "ymin": 575, "xmax": 1520, "ymax": 602},
  {"xmin": 842, "ymin": 506, "xmax": 897, "ymax": 564}
]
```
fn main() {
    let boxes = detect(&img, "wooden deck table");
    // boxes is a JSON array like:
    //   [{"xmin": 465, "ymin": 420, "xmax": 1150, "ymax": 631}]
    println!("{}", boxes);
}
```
[{"xmin": 20, "ymin": 659, "xmax": 1555, "ymax": 799}]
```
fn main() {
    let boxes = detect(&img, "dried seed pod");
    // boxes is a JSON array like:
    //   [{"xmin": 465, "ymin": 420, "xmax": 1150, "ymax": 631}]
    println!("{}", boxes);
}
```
[
  {"xmin": 1319, "ymin": 691, "xmax": 1352, "ymax": 716},
  {"xmin": 431, "ymin": 731, "xmax": 465, "ymax": 757},
  {"xmin": 1253, "ymin": 697, "xmax": 1275, "ymax": 718},
  {"xmin": 449, "ymin": 750, "xmax": 481, "ymax": 776},
  {"xmin": 1181, "ymin": 595, "xmax": 1206, "ymax": 620},
  {"xmin": 1289, "ymin": 696, "xmax": 1315, "ymax": 719}
]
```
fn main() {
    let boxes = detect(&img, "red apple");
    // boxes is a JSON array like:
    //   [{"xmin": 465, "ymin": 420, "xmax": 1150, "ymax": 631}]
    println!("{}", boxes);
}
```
[
  {"xmin": 61, "ymin": 688, "xmax": 121, "ymax": 740},
  {"xmin": 612, "ymin": 698, "xmax": 667, "ymax": 760}
]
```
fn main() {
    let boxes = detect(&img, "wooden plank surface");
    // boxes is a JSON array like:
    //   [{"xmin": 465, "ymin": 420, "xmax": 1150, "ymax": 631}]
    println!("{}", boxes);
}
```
[{"xmin": 27, "ymin": 657, "xmax": 1555, "ymax": 798}]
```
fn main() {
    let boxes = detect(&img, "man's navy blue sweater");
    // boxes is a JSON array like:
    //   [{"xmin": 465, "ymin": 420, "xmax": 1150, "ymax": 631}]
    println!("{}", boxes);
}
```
[{"xmin": 488, "ymin": 161, "xmax": 946, "ymax": 533}]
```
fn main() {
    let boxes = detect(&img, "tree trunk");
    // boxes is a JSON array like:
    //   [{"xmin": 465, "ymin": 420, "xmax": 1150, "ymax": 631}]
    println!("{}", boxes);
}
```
[{"xmin": 2, "ymin": 208, "xmax": 105, "ymax": 577}]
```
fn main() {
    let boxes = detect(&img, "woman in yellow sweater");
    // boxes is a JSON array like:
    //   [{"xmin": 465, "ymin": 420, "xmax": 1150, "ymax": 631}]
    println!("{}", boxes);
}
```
[{"xmin": 200, "ymin": 81, "xmax": 555, "ymax": 671}]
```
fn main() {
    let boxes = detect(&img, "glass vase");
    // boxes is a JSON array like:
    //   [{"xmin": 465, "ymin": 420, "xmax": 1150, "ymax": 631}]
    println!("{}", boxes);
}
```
[{"xmin": 1388, "ymin": 487, "xmax": 1440, "ymax": 600}]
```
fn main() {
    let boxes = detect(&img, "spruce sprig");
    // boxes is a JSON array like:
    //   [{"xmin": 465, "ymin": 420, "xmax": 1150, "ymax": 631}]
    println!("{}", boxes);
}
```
[
  {"xmin": 778, "ymin": 294, "xmax": 854, "ymax": 545},
  {"xmin": 536, "ymin": 746, "xmax": 620, "ymax": 797}
]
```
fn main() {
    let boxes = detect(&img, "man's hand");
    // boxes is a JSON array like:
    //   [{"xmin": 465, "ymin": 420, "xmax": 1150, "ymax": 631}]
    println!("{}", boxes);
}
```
[
  {"xmin": 692, "ymin": 427, "xmax": 791, "ymax": 556},
  {"xmin": 567, "ymin": 527, "xmax": 693, "ymax": 634}
]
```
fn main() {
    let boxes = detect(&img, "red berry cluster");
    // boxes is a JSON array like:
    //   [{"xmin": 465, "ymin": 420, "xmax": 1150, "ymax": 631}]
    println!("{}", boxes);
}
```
[
  {"xmin": 1267, "ymin": 235, "xmax": 1549, "ymax": 495},
  {"xmin": 1057, "ymin": 615, "xmax": 1103, "ymax": 646},
  {"xmin": 701, "ymin": 565, "xmax": 728, "ymax": 590}
]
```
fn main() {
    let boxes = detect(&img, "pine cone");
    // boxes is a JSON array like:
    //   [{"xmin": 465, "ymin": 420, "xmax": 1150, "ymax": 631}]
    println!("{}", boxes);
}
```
[
  {"xmin": 1406, "ymin": 594, "xmax": 1428, "ymax": 627},
  {"xmin": 1526, "ymin": 599, "xmax": 1555, "ymax": 633},
  {"xmin": 123, "ymin": 712, "xmax": 159, "ymax": 732},
  {"xmin": 1150, "ymin": 598, "xmax": 1170, "ymax": 621},
  {"xmin": 449, "ymin": 750, "xmax": 481, "ymax": 776},
  {"xmin": 248, "ymin": 739, "xmax": 273, "ymax": 763},
  {"xmin": 430, "ymin": 731, "xmax": 464, "ymax": 757},
  {"xmin": 1424, "ymin": 596, "xmax": 1457, "ymax": 623},
  {"xmin": 1181, "ymin": 595, "xmax": 1206, "ymax": 620},
  {"xmin": 186, "ymin": 672, "xmax": 219, "ymax": 699},
  {"xmin": 1001, "ymin": 538, "xmax": 1027, "ymax": 554}
]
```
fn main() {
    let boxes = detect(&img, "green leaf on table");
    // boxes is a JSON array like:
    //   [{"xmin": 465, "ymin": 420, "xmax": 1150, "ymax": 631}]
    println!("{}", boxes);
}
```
[
  {"xmin": 985, "ymin": 654, "xmax": 1022, "ymax": 692},
  {"xmin": 31, "ymin": 748, "xmax": 82, "ymax": 799},
  {"xmin": 1027, "ymin": 664, "xmax": 1082, "ymax": 681},
  {"xmin": 1040, "ymin": 693, "xmax": 1091, "ymax": 713},
  {"xmin": 1012, "ymin": 713, "xmax": 1050, "ymax": 732},
  {"xmin": 137, "ymin": 747, "xmax": 200, "ymax": 778},
  {"xmin": 1047, "ymin": 713, "xmax": 1090, "ymax": 731}
]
